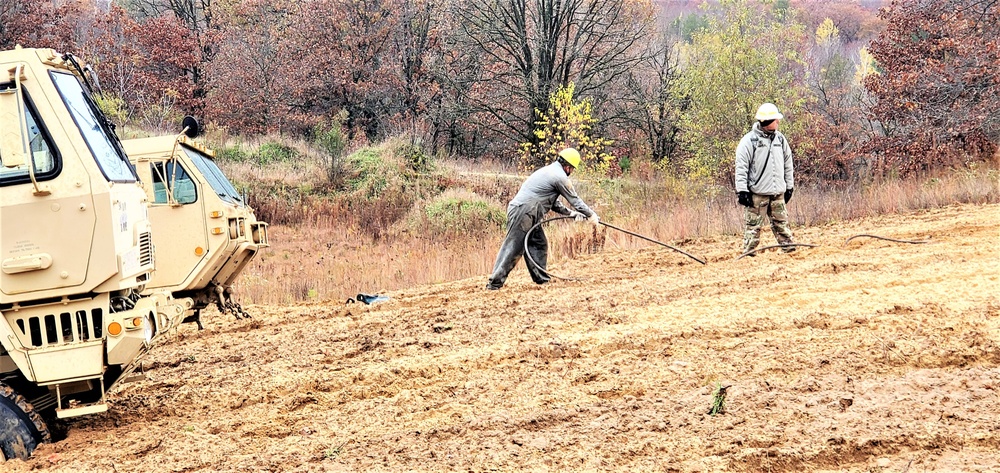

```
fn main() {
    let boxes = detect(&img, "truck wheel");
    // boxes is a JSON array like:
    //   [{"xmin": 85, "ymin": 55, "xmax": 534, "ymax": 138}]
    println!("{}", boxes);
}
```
[{"xmin": 0, "ymin": 383, "xmax": 50, "ymax": 461}]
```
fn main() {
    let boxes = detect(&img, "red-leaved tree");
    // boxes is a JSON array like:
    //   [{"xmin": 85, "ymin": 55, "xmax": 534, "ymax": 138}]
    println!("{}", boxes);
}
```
[
  {"xmin": 88, "ymin": 6, "xmax": 198, "ymax": 131},
  {"xmin": 0, "ymin": 0, "xmax": 85, "ymax": 52},
  {"xmin": 865, "ymin": 0, "xmax": 1000, "ymax": 175}
]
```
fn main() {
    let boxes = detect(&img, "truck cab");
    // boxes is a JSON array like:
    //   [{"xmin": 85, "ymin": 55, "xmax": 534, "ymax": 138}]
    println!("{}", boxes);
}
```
[
  {"xmin": 0, "ymin": 47, "xmax": 172, "ymax": 459},
  {"xmin": 123, "ymin": 131, "xmax": 268, "ymax": 325}
]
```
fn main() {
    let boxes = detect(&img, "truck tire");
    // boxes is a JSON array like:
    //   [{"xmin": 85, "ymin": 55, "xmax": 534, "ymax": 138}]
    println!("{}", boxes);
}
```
[{"xmin": 0, "ymin": 383, "xmax": 50, "ymax": 461}]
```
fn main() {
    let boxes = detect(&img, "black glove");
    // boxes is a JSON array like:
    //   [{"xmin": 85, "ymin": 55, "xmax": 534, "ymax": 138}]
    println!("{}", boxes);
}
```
[
  {"xmin": 784, "ymin": 188, "xmax": 793, "ymax": 203},
  {"xmin": 737, "ymin": 191, "xmax": 753, "ymax": 207}
]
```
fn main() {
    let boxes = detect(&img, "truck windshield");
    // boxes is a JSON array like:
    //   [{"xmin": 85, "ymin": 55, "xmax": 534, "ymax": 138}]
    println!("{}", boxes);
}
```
[
  {"xmin": 50, "ymin": 71, "xmax": 136, "ymax": 182},
  {"xmin": 183, "ymin": 147, "xmax": 244, "ymax": 205}
]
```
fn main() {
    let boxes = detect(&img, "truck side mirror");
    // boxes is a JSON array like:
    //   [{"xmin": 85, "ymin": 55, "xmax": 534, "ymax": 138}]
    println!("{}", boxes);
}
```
[{"xmin": 182, "ymin": 115, "xmax": 200, "ymax": 139}]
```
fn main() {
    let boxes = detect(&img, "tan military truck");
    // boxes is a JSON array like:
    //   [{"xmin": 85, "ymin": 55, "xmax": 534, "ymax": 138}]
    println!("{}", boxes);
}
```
[
  {"xmin": 0, "ymin": 46, "xmax": 183, "ymax": 460},
  {"xmin": 0, "ymin": 47, "xmax": 268, "ymax": 460},
  {"xmin": 123, "ymin": 123, "xmax": 269, "ymax": 328}
]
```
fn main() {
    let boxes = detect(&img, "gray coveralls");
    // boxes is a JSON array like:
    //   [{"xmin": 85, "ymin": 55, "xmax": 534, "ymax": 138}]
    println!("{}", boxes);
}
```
[
  {"xmin": 734, "ymin": 122, "xmax": 795, "ymax": 253},
  {"xmin": 486, "ymin": 161, "xmax": 595, "ymax": 289}
]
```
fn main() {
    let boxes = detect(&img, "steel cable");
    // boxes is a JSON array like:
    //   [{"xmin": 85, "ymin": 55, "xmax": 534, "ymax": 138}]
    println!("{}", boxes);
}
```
[
  {"xmin": 736, "ymin": 243, "xmax": 817, "ymax": 260},
  {"xmin": 522, "ymin": 216, "xmax": 707, "ymax": 282},
  {"xmin": 844, "ymin": 234, "xmax": 929, "ymax": 246}
]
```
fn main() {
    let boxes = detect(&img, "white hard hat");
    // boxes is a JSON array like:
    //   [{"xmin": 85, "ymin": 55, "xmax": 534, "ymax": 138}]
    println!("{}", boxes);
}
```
[{"xmin": 755, "ymin": 103, "xmax": 784, "ymax": 121}]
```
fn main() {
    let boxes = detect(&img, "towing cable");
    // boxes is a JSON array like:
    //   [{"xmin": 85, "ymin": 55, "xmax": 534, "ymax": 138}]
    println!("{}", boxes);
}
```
[
  {"xmin": 523, "ymin": 216, "xmax": 706, "ymax": 282},
  {"xmin": 725, "ymin": 232, "xmax": 929, "ymax": 260},
  {"xmin": 844, "ymin": 234, "xmax": 929, "ymax": 245},
  {"xmin": 523, "ymin": 216, "xmax": 930, "ymax": 278}
]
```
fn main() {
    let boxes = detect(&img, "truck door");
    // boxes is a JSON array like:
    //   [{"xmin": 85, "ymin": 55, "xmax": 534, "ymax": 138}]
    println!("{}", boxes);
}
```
[{"xmin": 0, "ymin": 71, "xmax": 95, "ymax": 296}]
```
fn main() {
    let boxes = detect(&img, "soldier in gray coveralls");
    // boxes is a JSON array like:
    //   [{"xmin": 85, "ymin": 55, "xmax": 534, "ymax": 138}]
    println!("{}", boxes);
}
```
[{"xmin": 486, "ymin": 148, "xmax": 599, "ymax": 290}]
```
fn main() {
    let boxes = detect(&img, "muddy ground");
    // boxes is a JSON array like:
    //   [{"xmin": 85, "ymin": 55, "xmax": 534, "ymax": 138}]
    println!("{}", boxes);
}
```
[{"xmin": 9, "ymin": 203, "xmax": 1000, "ymax": 472}]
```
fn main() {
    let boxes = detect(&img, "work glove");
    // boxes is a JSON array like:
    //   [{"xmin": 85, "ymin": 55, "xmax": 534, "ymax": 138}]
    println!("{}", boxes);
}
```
[
  {"xmin": 568, "ymin": 210, "xmax": 586, "ymax": 221},
  {"xmin": 588, "ymin": 213, "xmax": 600, "ymax": 227},
  {"xmin": 784, "ymin": 188, "xmax": 793, "ymax": 203},
  {"xmin": 737, "ymin": 191, "xmax": 753, "ymax": 208}
]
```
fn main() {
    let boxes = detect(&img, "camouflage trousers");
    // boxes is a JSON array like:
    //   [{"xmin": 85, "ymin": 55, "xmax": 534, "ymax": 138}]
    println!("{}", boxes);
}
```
[{"xmin": 743, "ymin": 193, "xmax": 794, "ymax": 253}]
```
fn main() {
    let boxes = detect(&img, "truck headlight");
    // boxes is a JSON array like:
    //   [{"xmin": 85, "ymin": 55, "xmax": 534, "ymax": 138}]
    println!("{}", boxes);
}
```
[{"xmin": 143, "ymin": 315, "xmax": 154, "ymax": 343}]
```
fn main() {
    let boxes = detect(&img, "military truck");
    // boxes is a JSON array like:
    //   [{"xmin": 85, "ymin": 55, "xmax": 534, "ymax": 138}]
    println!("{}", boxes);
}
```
[
  {"xmin": 122, "ymin": 124, "xmax": 269, "ymax": 328},
  {"xmin": 0, "ymin": 47, "xmax": 267, "ymax": 460}
]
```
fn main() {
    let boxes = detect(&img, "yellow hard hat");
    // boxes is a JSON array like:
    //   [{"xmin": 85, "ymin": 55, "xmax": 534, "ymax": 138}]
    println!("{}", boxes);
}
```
[
  {"xmin": 755, "ymin": 103, "xmax": 784, "ymax": 121},
  {"xmin": 558, "ymin": 147, "xmax": 581, "ymax": 168}
]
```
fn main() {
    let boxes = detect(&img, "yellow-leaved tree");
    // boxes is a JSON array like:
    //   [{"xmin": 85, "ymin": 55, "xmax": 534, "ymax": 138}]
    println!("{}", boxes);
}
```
[{"xmin": 519, "ymin": 83, "xmax": 615, "ymax": 175}]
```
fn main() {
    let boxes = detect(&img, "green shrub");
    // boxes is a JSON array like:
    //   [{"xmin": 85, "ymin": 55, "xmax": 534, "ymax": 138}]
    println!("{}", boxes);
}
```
[
  {"xmin": 618, "ymin": 155, "xmax": 633, "ymax": 174},
  {"xmin": 333, "ymin": 142, "xmax": 455, "ymax": 239},
  {"xmin": 94, "ymin": 93, "xmax": 128, "ymax": 128},
  {"xmin": 408, "ymin": 190, "xmax": 505, "ymax": 237},
  {"xmin": 216, "ymin": 145, "xmax": 250, "ymax": 163},
  {"xmin": 256, "ymin": 142, "xmax": 298, "ymax": 165},
  {"xmin": 313, "ymin": 123, "xmax": 346, "ymax": 159},
  {"xmin": 396, "ymin": 142, "xmax": 432, "ymax": 172},
  {"xmin": 345, "ymin": 148, "xmax": 393, "ymax": 198},
  {"xmin": 314, "ymin": 123, "xmax": 348, "ymax": 185}
]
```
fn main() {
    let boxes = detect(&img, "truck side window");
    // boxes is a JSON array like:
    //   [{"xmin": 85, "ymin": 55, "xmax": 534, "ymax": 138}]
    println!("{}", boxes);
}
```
[
  {"xmin": 0, "ymin": 87, "xmax": 59, "ymax": 183},
  {"xmin": 150, "ymin": 161, "xmax": 197, "ymax": 205}
]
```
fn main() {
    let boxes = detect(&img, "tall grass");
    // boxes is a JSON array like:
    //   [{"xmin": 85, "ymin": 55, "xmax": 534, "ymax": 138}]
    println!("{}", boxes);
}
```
[{"xmin": 226, "ymin": 146, "xmax": 999, "ymax": 305}]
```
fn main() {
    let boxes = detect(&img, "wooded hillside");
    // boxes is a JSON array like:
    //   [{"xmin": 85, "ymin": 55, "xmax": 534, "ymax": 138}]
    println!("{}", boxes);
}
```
[{"xmin": 2, "ymin": 0, "xmax": 997, "ymax": 183}]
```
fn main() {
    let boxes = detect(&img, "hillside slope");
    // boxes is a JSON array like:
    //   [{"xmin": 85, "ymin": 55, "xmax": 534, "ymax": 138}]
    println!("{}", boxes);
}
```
[{"xmin": 10, "ymin": 203, "xmax": 1000, "ymax": 472}]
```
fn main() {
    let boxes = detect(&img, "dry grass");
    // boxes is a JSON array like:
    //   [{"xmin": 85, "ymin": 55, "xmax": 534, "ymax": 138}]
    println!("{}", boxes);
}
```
[{"xmin": 229, "ymin": 156, "xmax": 999, "ymax": 305}]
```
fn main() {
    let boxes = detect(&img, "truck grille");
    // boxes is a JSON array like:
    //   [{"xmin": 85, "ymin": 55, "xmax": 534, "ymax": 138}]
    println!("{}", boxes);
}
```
[
  {"xmin": 11, "ymin": 308, "xmax": 104, "ymax": 348},
  {"xmin": 138, "ymin": 231, "xmax": 153, "ymax": 267}
]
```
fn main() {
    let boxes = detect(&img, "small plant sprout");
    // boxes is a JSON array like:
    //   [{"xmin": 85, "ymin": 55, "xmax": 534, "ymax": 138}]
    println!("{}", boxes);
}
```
[
  {"xmin": 708, "ymin": 383, "xmax": 732, "ymax": 416},
  {"xmin": 324, "ymin": 440, "xmax": 348, "ymax": 459}
]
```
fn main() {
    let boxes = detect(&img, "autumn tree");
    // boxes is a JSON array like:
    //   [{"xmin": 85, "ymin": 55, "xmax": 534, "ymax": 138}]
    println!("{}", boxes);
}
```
[
  {"xmin": 451, "ymin": 0, "xmax": 658, "ymax": 161},
  {"xmin": 613, "ymin": 33, "xmax": 684, "ymax": 166},
  {"xmin": 791, "ymin": 0, "xmax": 884, "ymax": 45},
  {"xmin": 865, "ymin": 0, "xmax": 1000, "ymax": 174},
  {"xmin": 0, "ymin": 0, "xmax": 85, "ymax": 51},
  {"xmin": 394, "ymin": 0, "xmax": 441, "ymax": 130},
  {"xmin": 281, "ymin": 0, "xmax": 405, "ymax": 141},
  {"xmin": 0, "ymin": 0, "xmax": 51, "ymax": 49},
  {"xmin": 84, "ymin": 5, "xmax": 198, "ymax": 132},
  {"xmin": 423, "ymin": 13, "xmax": 486, "ymax": 157},
  {"xmin": 122, "ymin": 0, "xmax": 219, "ymax": 115},
  {"xmin": 520, "ymin": 82, "xmax": 615, "ymax": 173},
  {"xmin": 673, "ymin": 0, "xmax": 808, "ymax": 182},
  {"xmin": 203, "ymin": 0, "xmax": 295, "ymax": 134},
  {"xmin": 793, "ymin": 17, "xmax": 872, "ymax": 181}
]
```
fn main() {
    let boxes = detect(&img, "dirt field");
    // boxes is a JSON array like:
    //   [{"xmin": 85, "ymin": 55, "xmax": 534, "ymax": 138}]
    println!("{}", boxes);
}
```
[{"xmin": 9, "ymin": 203, "xmax": 1000, "ymax": 472}]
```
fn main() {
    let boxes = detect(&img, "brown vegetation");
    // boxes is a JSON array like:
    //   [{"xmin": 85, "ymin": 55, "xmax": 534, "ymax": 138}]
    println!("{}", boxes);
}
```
[
  {"xmin": 8, "ymin": 0, "xmax": 996, "ymax": 185},
  {"xmin": 221, "ymin": 151, "xmax": 999, "ymax": 305}
]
